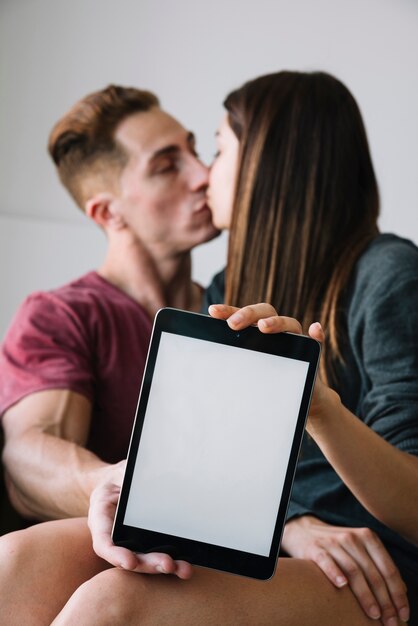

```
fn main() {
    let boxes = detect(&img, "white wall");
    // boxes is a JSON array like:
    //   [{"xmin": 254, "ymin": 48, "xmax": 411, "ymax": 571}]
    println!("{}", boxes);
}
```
[{"xmin": 1, "ymin": 0, "xmax": 417, "ymax": 338}]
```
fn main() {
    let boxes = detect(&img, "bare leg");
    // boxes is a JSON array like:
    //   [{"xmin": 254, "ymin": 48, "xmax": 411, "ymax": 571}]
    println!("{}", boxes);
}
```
[
  {"xmin": 52, "ymin": 557, "xmax": 389, "ymax": 626},
  {"xmin": 0, "ymin": 518, "xmax": 110, "ymax": 625}
]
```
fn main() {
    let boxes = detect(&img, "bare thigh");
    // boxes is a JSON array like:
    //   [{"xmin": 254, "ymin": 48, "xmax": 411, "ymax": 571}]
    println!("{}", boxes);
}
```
[
  {"xmin": 0, "ymin": 518, "xmax": 110, "ymax": 626},
  {"xmin": 53, "ymin": 557, "xmax": 388, "ymax": 626}
]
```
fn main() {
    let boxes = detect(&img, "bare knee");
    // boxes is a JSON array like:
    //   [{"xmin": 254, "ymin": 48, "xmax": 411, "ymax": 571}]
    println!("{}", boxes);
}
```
[
  {"xmin": 0, "ymin": 528, "xmax": 48, "ymax": 626},
  {"xmin": 0, "ymin": 527, "xmax": 34, "ymax": 575},
  {"xmin": 0, "ymin": 520, "xmax": 110, "ymax": 626},
  {"xmin": 53, "ymin": 568, "xmax": 153, "ymax": 626}
]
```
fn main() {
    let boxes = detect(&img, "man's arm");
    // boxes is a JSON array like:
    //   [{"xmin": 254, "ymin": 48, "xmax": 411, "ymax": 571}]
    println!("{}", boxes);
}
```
[{"xmin": 2, "ymin": 389, "xmax": 112, "ymax": 520}]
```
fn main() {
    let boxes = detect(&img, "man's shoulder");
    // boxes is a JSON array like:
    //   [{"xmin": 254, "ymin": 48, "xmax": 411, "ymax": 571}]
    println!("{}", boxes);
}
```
[
  {"xmin": 48, "ymin": 271, "xmax": 106, "ymax": 303},
  {"xmin": 23, "ymin": 271, "xmax": 136, "ymax": 315},
  {"xmin": 11, "ymin": 272, "xmax": 101, "ymax": 323},
  {"xmin": 9, "ymin": 271, "xmax": 151, "ymax": 341}
]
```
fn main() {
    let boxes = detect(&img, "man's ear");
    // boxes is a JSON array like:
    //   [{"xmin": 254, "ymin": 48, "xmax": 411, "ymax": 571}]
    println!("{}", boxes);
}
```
[{"xmin": 85, "ymin": 193, "xmax": 126, "ymax": 230}]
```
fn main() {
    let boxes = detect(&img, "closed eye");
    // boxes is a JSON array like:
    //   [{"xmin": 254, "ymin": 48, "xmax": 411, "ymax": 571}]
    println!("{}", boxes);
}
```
[{"xmin": 153, "ymin": 158, "xmax": 178, "ymax": 175}]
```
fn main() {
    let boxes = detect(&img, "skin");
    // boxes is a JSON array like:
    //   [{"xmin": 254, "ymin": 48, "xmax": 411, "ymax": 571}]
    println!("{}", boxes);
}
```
[
  {"xmin": 207, "ymin": 115, "xmax": 239, "ymax": 230},
  {"xmin": 0, "ymin": 519, "xmax": 109, "ymax": 625},
  {"xmin": 1, "ymin": 106, "xmax": 219, "ymax": 521}
]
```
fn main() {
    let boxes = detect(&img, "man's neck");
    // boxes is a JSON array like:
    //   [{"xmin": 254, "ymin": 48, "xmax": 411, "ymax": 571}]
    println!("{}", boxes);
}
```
[{"xmin": 98, "ymin": 235, "xmax": 202, "ymax": 319}]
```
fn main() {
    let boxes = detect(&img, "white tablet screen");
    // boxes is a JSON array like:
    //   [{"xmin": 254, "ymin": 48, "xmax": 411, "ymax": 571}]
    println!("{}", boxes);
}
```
[{"xmin": 124, "ymin": 331, "xmax": 309, "ymax": 557}]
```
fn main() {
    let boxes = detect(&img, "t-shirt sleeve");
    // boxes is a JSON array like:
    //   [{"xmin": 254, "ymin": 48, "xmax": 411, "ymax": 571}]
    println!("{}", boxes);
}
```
[
  {"xmin": 350, "ymin": 241, "xmax": 418, "ymax": 455},
  {"xmin": 0, "ymin": 292, "xmax": 94, "ymax": 416}
]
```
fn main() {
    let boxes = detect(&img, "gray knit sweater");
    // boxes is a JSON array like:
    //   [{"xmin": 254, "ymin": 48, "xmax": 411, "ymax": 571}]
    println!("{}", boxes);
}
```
[{"xmin": 203, "ymin": 234, "xmax": 418, "ymax": 579}]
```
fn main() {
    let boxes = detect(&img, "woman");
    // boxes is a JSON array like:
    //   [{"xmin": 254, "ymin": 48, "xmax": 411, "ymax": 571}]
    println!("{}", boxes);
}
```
[{"xmin": 3, "ymin": 71, "xmax": 418, "ymax": 625}]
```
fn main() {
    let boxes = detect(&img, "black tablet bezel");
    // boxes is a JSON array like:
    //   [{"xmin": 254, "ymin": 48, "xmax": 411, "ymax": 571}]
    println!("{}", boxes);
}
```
[{"xmin": 112, "ymin": 307, "xmax": 321, "ymax": 580}]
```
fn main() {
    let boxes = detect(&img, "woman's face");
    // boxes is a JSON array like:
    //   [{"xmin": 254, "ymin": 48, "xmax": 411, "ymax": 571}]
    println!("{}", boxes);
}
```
[{"xmin": 207, "ymin": 114, "xmax": 240, "ymax": 230}]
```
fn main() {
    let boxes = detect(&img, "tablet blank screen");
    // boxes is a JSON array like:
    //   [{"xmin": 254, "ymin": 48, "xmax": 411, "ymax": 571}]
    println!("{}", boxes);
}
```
[{"xmin": 124, "ymin": 331, "xmax": 309, "ymax": 557}]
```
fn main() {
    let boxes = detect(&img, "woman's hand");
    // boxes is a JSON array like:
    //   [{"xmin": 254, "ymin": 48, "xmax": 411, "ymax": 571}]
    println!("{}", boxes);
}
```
[
  {"xmin": 209, "ymin": 303, "xmax": 309, "ymax": 336},
  {"xmin": 87, "ymin": 461, "xmax": 193, "ymax": 580},
  {"xmin": 282, "ymin": 516, "xmax": 410, "ymax": 625},
  {"xmin": 208, "ymin": 303, "xmax": 332, "ymax": 426}
]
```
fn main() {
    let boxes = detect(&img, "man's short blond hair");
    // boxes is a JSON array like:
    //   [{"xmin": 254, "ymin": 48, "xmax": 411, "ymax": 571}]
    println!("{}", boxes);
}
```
[{"xmin": 48, "ymin": 85, "xmax": 159, "ymax": 209}]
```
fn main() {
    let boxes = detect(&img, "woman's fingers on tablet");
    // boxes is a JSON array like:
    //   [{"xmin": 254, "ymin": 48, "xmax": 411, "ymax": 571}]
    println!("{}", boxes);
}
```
[
  {"xmin": 210, "ymin": 303, "xmax": 277, "ymax": 328},
  {"xmin": 208, "ymin": 304, "xmax": 240, "ymax": 320},
  {"xmin": 210, "ymin": 303, "xmax": 303, "ymax": 334},
  {"xmin": 308, "ymin": 322, "xmax": 325, "ymax": 343},
  {"xmin": 257, "ymin": 315, "xmax": 303, "ymax": 335},
  {"xmin": 210, "ymin": 304, "xmax": 325, "ymax": 342}
]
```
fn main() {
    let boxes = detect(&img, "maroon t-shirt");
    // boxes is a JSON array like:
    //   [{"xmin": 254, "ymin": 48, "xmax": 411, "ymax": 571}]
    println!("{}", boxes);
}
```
[{"xmin": 0, "ymin": 272, "xmax": 152, "ymax": 463}]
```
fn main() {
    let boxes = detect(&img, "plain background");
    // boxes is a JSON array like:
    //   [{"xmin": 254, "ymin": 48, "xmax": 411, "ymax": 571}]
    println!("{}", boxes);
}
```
[{"xmin": 1, "ymin": 0, "xmax": 417, "ymax": 338}]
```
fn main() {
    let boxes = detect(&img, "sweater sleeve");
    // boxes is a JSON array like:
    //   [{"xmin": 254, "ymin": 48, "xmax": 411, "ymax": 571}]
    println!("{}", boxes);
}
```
[
  {"xmin": 348, "ymin": 237, "xmax": 418, "ymax": 454},
  {"xmin": 201, "ymin": 269, "xmax": 226, "ymax": 313},
  {"xmin": 286, "ymin": 499, "xmax": 315, "ymax": 521}
]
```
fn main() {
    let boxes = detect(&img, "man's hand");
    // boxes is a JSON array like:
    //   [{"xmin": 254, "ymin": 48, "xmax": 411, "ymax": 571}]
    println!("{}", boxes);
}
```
[
  {"xmin": 282, "ymin": 516, "xmax": 410, "ymax": 625},
  {"xmin": 88, "ymin": 463, "xmax": 193, "ymax": 580}
]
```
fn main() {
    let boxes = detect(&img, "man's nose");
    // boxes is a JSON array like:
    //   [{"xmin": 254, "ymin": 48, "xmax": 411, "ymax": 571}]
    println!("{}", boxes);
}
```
[{"xmin": 188, "ymin": 156, "xmax": 209, "ymax": 190}]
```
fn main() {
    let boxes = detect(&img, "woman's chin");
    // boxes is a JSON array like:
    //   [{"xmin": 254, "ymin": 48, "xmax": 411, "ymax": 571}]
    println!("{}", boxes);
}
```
[{"xmin": 211, "ymin": 214, "xmax": 230, "ymax": 232}]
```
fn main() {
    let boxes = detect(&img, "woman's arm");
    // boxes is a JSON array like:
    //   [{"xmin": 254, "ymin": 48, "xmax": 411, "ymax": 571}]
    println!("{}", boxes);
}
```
[
  {"xmin": 209, "ymin": 303, "xmax": 415, "ymax": 624},
  {"xmin": 209, "ymin": 302, "xmax": 418, "ymax": 545},
  {"xmin": 306, "ymin": 383, "xmax": 418, "ymax": 545}
]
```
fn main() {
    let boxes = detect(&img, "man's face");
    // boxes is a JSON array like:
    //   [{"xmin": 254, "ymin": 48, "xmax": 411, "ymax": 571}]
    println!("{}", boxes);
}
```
[{"xmin": 112, "ymin": 108, "xmax": 219, "ymax": 255}]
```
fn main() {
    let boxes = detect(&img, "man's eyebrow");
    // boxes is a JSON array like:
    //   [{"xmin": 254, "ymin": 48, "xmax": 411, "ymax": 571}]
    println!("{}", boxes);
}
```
[{"xmin": 149, "ymin": 132, "xmax": 196, "ymax": 161}]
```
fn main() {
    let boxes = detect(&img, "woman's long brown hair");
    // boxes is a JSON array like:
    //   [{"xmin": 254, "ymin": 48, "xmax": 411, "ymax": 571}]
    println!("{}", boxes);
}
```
[{"xmin": 224, "ymin": 71, "xmax": 379, "ymax": 386}]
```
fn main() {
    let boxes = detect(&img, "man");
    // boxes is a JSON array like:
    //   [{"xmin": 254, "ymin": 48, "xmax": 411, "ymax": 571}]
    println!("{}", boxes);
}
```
[{"xmin": 0, "ymin": 85, "xmax": 219, "ymax": 521}]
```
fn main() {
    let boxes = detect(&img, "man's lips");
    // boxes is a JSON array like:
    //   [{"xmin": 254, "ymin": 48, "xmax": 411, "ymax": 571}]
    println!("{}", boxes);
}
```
[{"xmin": 194, "ymin": 201, "xmax": 211, "ymax": 214}]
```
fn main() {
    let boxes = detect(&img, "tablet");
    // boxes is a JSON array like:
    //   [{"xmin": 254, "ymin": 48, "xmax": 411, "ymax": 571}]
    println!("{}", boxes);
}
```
[{"xmin": 112, "ymin": 308, "xmax": 320, "ymax": 580}]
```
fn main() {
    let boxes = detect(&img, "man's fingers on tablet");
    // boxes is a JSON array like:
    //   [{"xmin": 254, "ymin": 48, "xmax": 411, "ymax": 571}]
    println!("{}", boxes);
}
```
[
  {"xmin": 174, "ymin": 560, "xmax": 194, "ymax": 579},
  {"xmin": 131, "ymin": 553, "xmax": 193, "ymax": 578},
  {"xmin": 113, "ymin": 547, "xmax": 139, "ymax": 571},
  {"xmin": 134, "ymin": 553, "xmax": 175, "ymax": 574}
]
